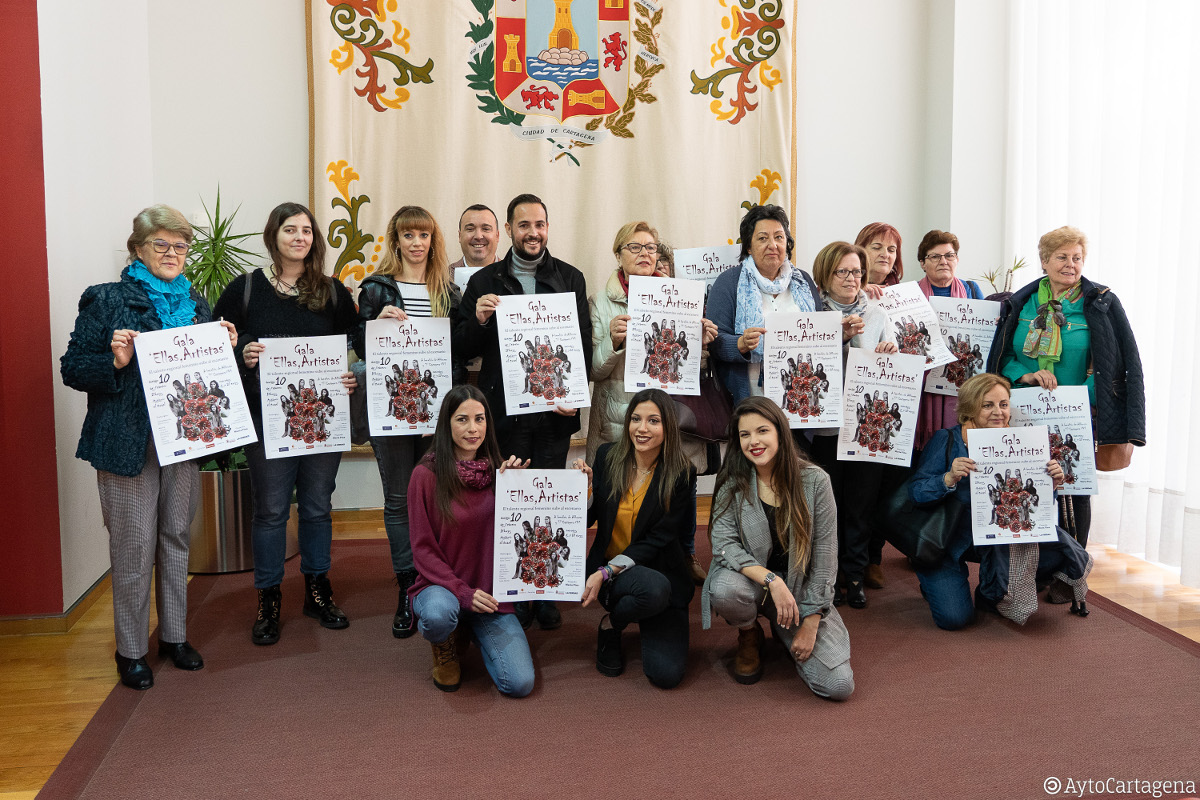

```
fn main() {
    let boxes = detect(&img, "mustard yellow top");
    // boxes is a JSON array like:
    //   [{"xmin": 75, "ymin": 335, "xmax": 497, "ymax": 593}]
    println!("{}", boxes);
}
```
[{"xmin": 606, "ymin": 465, "xmax": 656, "ymax": 561}]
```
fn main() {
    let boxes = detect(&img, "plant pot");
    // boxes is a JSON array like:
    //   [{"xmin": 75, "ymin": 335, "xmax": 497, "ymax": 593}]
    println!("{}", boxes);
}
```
[{"xmin": 188, "ymin": 468, "xmax": 300, "ymax": 574}]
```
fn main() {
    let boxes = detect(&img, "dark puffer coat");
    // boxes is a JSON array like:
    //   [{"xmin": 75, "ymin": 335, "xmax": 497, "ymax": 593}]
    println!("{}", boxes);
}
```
[{"xmin": 987, "ymin": 276, "xmax": 1145, "ymax": 447}]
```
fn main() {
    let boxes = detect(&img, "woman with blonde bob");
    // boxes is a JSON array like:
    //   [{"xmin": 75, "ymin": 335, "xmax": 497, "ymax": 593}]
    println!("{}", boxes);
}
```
[
  {"xmin": 701, "ymin": 397, "xmax": 853, "ymax": 699},
  {"xmin": 910, "ymin": 373, "xmax": 1092, "ymax": 630},
  {"xmin": 352, "ymin": 205, "xmax": 466, "ymax": 639}
]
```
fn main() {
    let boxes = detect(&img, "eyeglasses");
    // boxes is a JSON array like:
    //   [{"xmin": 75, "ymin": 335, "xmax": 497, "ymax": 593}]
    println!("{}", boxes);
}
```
[
  {"xmin": 149, "ymin": 239, "xmax": 190, "ymax": 255},
  {"xmin": 924, "ymin": 252, "xmax": 958, "ymax": 264},
  {"xmin": 622, "ymin": 243, "xmax": 659, "ymax": 255},
  {"xmin": 834, "ymin": 268, "xmax": 864, "ymax": 278}
]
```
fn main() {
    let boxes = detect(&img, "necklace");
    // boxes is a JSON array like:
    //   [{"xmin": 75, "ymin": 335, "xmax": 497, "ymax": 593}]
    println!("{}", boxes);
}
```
[{"xmin": 270, "ymin": 268, "xmax": 300, "ymax": 296}]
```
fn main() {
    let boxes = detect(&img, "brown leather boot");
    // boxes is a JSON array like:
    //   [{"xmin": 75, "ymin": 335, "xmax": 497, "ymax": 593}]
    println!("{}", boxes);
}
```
[
  {"xmin": 732, "ymin": 622, "xmax": 765, "ymax": 685},
  {"xmin": 430, "ymin": 629, "xmax": 461, "ymax": 692},
  {"xmin": 865, "ymin": 563, "xmax": 886, "ymax": 590}
]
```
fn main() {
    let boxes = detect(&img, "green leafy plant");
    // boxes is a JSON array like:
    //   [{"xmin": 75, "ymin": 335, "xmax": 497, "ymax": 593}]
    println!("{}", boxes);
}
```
[
  {"xmin": 185, "ymin": 189, "xmax": 259, "ymax": 308},
  {"xmin": 184, "ymin": 188, "xmax": 257, "ymax": 472},
  {"xmin": 983, "ymin": 256, "xmax": 1028, "ymax": 294}
]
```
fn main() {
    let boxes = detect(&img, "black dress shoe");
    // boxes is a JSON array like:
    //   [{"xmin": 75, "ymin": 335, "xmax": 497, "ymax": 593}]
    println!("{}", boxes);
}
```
[
  {"xmin": 514, "ymin": 601, "xmax": 535, "ymax": 630},
  {"xmin": 535, "ymin": 601, "xmax": 562, "ymax": 630},
  {"xmin": 846, "ymin": 581, "xmax": 867, "ymax": 609},
  {"xmin": 833, "ymin": 585, "xmax": 847, "ymax": 607},
  {"xmin": 115, "ymin": 651, "xmax": 153, "ymax": 690},
  {"xmin": 158, "ymin": 640, "xmax": 204, "ymax": 670},
  {"xmin": 596, "ymin": 616, "xmax": 624, "ymax": 677},
  {"xmin": 1070, "ymin": 599, "xmax": 1090, "ymax": 617}
]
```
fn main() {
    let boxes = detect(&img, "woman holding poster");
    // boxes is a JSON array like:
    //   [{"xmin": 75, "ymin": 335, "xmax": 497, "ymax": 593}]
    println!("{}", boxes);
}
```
[
  {"xmin": 707, "ymin": 205, "xmax": 821, "ymax": 407},
  {"xmin": 988, "ymin": 226, "xmax": 1145, "ymax": 548},
  {"xmin": 701, "ymin": 398, "xmax": 853, "ymax": 699},
  {"xmin": 408, "ymin": 385, "xmax": 533, "ymax": 695},
  {"xmin": 910, "ymin": 374, "xmax": 1092, "ymax": 630},
  {"xmin": 805, "ymin": 241, "xmax": 896, "ymax": 610},
  {"xmin": 214, "ymin": 202, "xmax": 358, "ymax": 645},
  {"xmin": 352, "ymin": 205, "xmax": 464, "ymax": 640},
  {"xmin": 588, "ymin": 222, "xmax": 716, "ymax": 583},
  {"xmin": 61, "ymin": 205, "xmax": 237, "ymax": 690},
  {"xmin": 912, "ymin": 230, "xmax": 986, "ymax": 450},
  {"xmin": 581, "ymin": 389, "xmax": 697, "ymax": 689}
]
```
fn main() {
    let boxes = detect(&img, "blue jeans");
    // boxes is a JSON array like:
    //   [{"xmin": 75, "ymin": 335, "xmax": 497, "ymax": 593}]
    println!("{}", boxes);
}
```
[
  {"xmin": 370, "ymin": 434, "xmax": 430, "ymax": 573},
  {"xmin": 412, "ymin": 585, "xmax": 535, "ymax": 697},
  {"xmin": 916, "ymin": 525, "xmax": 976, "ymax": 631},
  {"xmin": 245, "ymin": 442, "xmax": 343, "ymax": 588}
]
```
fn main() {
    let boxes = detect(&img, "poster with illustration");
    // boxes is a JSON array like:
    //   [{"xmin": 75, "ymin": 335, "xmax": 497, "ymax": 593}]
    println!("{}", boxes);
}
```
[
  {"xmin": 875, "ymin": 283, "xmax": 956, "ymax": 369},
  {"xmin": 494, "ymin": 292, "xmax": 589, "ymax": 415},
  {"xmin": 924, "ymin": 297, "xmax": 1002, "ymax": 395},
  {"xmin": 836, "ymin": 349, "xmax": 926, "ymax": 465},
  {"xmin": 967, "ymin": 425, "xmax": 1058, "ymax": 545},
  {"xmin": 763, "ymin": 311, "xmax": 843, "ymax": 428},
  {"xmin": 493, "ymin": 469, "xmax": 588, "ymax": 601},
  {"xmin": 257, "ymin": 335, "xmax": 350, "ymax": 459},
  {"xmin": 673, "ymin": 244, "xmax": 740, "ymax": 314},
  {"xmin": 133, "ymin": 321, "xmax": 256, "ymax": 466},
  {"xmin": 364, "ymin": 318, "xmax": 452, "ymax": 437},
  {"xmin": 1009, "ymin": 386, "xmax": 1097, "ymax": 496},
  {"xmin": 624, "ymin": 275, "xmax": 705, "ymax": 395}
]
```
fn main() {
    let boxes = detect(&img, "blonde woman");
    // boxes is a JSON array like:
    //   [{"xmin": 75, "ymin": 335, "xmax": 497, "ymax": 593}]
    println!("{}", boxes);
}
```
[{"xmin": 352, "ymin": 205, "xmax": 465, "ymax": 639}]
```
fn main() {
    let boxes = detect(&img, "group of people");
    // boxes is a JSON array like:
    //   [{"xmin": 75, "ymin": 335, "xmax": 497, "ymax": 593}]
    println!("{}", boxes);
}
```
[{"xmin": 62, "ymin": 195, "xmax": 1144, "ymax": 699}]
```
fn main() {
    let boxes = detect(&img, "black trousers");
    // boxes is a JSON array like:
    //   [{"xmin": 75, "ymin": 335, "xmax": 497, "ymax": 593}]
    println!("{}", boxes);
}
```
[
  {"xmin": 601, "ymin": 565, "xmax": 689, "ymax": 689},
  {"xmin": 809, "ymin": 435, "xmax": 885, "ymax": 583}
]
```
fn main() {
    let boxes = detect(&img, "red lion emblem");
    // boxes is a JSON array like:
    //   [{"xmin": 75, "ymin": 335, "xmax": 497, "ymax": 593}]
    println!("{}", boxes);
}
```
[
  {"xmin": 602, "ymin": 31, "xmax": 627, "ymax": 71},
  {"xmin": 521, "ymin": 84, "xmax": 559, "ymax": 110}
]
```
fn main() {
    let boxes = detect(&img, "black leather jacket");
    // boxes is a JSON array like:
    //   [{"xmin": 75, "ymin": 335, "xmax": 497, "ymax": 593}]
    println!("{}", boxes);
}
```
[{"xmin": 353, "ymin": 273, "xmax": 467, "ymax": 385}]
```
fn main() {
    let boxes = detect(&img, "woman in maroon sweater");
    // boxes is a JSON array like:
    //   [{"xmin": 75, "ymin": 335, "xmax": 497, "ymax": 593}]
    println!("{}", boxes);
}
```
[{"xmin": 408, "ymin": 384, "xmax": 532, "ymax": 694}]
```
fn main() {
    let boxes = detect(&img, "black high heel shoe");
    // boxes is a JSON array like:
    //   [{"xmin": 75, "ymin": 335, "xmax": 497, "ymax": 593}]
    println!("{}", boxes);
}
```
[
  {"xmin": 1069, "ymin": 599, "xmax": 1089, "ymax": 617},
  {"xmin": 115, "ymin": 651, "xmax": 153, "ymax": 690}
]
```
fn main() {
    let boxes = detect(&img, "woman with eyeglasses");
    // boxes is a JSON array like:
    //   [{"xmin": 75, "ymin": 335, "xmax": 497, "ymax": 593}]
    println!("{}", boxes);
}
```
[
  {"xmin": 805, "ymin": 242, "xmax": 896, "ymax": 610},
  {"xmin": 61, "ymin": 205, "xmax": 238, "ymax": 689},
  {"xmin": 351, "ymin": 205, "xmax": 466, "ymax": 640},
  {"xmin": 214, "ymin": 202, "xmax": 359, "ymax": 646},
  {"xmin": 588, "ymin": 222, "xmax": 717, "ymax": 583},
  {"xmin": 912, "ymin": 230, "xmax": 986, "ymax": 453},
  {"xmin": 986, "ymin": 226, "xmax": 1145, "ymax": 547}
]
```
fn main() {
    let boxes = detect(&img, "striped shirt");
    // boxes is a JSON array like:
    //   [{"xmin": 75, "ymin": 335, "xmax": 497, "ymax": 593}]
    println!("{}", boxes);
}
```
[{"xmin": 397, "ymin": 282, "xmax": 432, "ymax": 317}]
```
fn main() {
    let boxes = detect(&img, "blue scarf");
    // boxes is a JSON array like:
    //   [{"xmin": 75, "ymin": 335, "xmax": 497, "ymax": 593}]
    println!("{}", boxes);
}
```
[
  {"xmin": 733, "ymin": 255, "xmax": 816, "ymax": 362},
  {"xmin": 128, "ymin": 260, "xmax": 197, "ymax": 329}
]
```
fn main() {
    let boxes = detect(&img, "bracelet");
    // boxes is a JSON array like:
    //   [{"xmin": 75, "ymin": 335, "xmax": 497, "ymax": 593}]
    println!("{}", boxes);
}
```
[{"xmin": 600, "ymin": 566, "xmax": 614, "ymax": 582}]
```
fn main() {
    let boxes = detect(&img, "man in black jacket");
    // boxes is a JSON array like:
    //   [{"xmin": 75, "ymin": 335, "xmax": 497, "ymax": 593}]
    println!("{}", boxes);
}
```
[{"xmin": 453, "ymin": 193, "xmax": 593, "ymax": 629}]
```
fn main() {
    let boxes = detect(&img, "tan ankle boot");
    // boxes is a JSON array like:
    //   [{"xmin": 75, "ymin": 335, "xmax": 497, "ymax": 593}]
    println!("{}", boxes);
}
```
[
  {"xmin": 732, "ymin": 622, "xmax": 764, "ymax": 684},
  {"xmin": 431, "ymin": 629, "xmax": 461, "ymax": 692},
  {"xmin": 865, "ymin": 563, "xmax": 885, "ymax": 589}
]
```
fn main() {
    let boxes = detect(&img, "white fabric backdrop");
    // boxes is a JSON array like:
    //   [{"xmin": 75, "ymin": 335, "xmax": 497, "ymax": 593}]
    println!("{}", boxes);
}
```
[{"xmin": 1004, "ymin": 0, "xmax": 1200, "ymax": 586}]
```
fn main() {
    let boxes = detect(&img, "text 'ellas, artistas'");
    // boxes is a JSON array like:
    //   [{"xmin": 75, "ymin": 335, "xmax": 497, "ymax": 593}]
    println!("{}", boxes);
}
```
[
  {"xmin": 145, "ymin": 332, "xmax": 225, "ymax": 364},
  {"xmin": 854, "ymin": 355, "xmax": 918, "ymax": 384},
  {"xmin": 976, "ymin": 433, "xmax": 1044, "ymax": 460},
  {"xmin": 505, "ymin": 475, "xmax": 585, "ymax": 504},
  {"xmin": 268, "ymin": 343, "xmax": 342, "ymax": 370}
]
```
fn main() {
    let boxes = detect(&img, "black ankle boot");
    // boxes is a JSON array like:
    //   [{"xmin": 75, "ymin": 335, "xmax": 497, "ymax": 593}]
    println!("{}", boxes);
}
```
[
  {"xmin": 393, "ymin": 570, "xmax": 418, "ymax": 639},
  {"xmin": 252, "ymin": 585, "xmax": 282, "ymax": 646},
  {"xmin": 303, "ymin": 572, "xmax": 349, "ymax": 629}
]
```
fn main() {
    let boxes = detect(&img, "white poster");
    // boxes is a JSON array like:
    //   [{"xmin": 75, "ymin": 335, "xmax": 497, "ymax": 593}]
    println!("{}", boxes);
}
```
[
  {"xmin": 763, "ymin": 311, "xmax": 843, "ymax": 429},
  {"xmin": 924, "ymin": 297, "xmax": 1002, "ymax": 396},
  {"xmin": 257, "ymin": 335, "xmax": 350, "ymax": 459},
  {"xmin": 454, "ymin": 265, "xmax": 484, "ymax": 290},
  {"xmin": 624, "ymin": 275, "xmax": 705, "ymax": 395},
  {"xmin": 876, "ymin": 283, "xmax": 956, "ymax": 369},
  {"xmin": 492, "ymin": 469, "xmax": 588, "ymax": 601},
  {"xmin": 364, "ymin": 318, "xmax": 452, "ymax": 437},
  {"xmin": 494, "ymin": 293, "xmax": 589, "ymax": 415},
  {"xmin": 133, "ymin": 321, "xmax": 257, "ymax": 466},
  {"xmin": 1010, "ymin": 386, "xmax": 1098, "ymax": 496},
  {"xmin": 967, "ymin": 426, "xmax": 1058, "ymax": 545},
  {"xmin": 836, "ymin": 349, "xmax": 926, "ymax": 465},
  {"xmin": 673, "ymin": 244, "xmax": 740, "ymax": 314}
]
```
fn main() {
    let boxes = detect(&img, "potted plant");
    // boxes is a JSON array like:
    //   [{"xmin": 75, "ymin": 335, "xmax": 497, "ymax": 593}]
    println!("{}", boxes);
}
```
[
  {"xmin": 182, "ymin": 191, "xmax": 299, "ymax": 572},
  {"xmin": 982, "ymin": 256, "xmax": 1028, "ymax": 297}
]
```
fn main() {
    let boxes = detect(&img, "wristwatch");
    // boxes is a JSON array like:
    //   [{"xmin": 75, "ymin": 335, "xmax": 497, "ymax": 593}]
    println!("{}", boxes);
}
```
[{"xmin": 762, "ymin": 572, "xmax": 777, "ymax": 589}]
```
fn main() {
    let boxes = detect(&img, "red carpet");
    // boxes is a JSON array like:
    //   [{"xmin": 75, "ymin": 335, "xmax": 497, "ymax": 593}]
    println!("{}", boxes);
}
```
[{"xmin": 40, "ymin": 537, "xmax": 1200, "ymax": 800}]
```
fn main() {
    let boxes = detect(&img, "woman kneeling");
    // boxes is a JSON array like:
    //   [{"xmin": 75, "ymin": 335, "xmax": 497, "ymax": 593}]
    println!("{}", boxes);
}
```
[
  {"xmin": 408, "ymin": 385, "xmax": 534, "ymax": 696},
  {"xmin": 701, "ymin": 397, "xmax": 854, "ymax": 700},
  {"xmin": 581, "ymin": 389, "xmax": 697, "ymax": 689}
]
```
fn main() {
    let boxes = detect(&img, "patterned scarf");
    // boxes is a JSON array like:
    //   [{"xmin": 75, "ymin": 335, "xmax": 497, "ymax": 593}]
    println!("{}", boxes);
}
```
[
  {"xmin": 420, "ymin": 451, "xmax": 494, "ymax": 489},
  {"xmin": 127, "ymin": 260, "xmax": 197, "ymax": 329},
  {"xmin": 734, "ymin": 255, "xmax": 816, "ymax": 362},
  {"xmin": 1021, "ymin": 277, "xmax": 1083, "ymax": 373},
  {"xmin": 821, "ymin": 290, "xmax": 869, "ymax": 348}
]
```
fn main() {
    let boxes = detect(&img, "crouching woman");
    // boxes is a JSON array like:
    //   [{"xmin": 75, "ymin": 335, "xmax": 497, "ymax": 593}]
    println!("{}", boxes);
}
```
[{"xmin": 701, "ymin": 397, "xmax": 853, "ymax": 700}]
